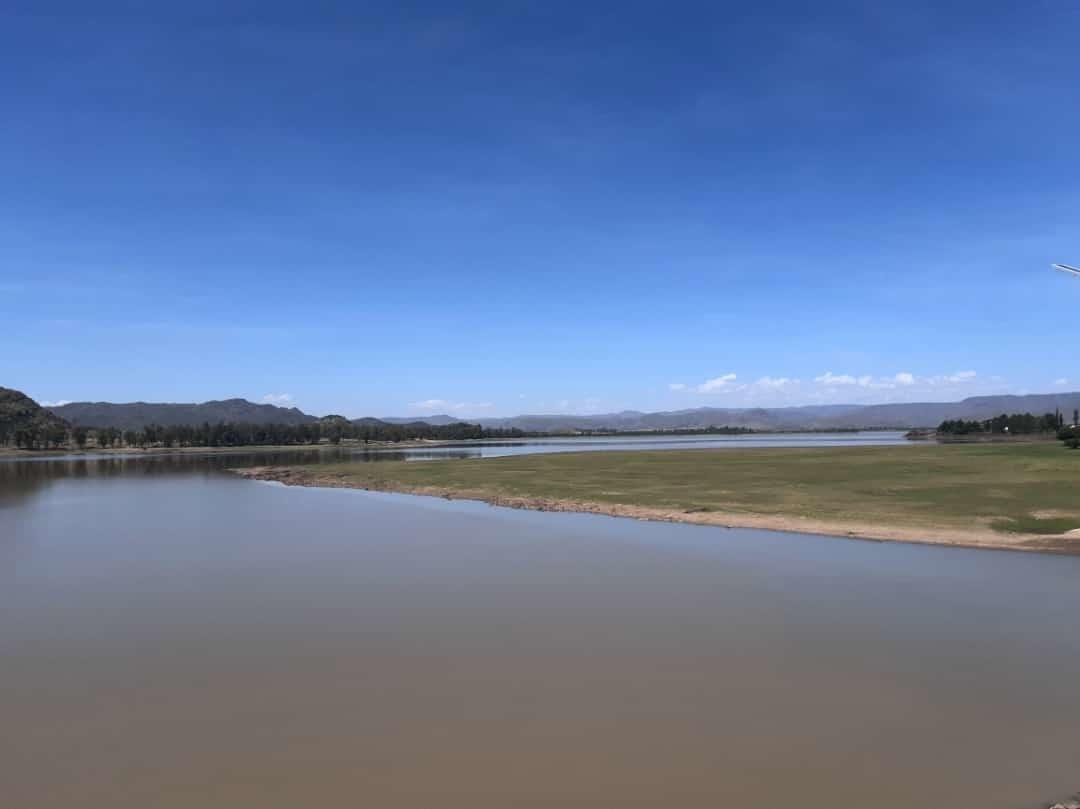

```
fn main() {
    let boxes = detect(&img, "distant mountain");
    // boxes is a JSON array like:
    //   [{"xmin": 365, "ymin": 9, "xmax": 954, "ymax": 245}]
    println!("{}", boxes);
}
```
[
  {"xmin": 39, "ymin": 390, "xmax": 1080, "ymax": 433},
  {"xmin": 319, "ymin": 414, "xmax": 353, "ymax": 426},
  {"xmin": 815, "ymin": 393, "xmax": 1080, "ymax": 430},
  {"xmin": 475, "ymin": 404, "xmax": 863, "ymax": 432},
  {"xmin": 49, "ymin": 398, "xmax": 318, "ymax": 430},
  {"xmin": 470, "ymin": 394, "xmax": 1080, "ymax": 432},
  {"xmin": 0, "ymin": 387, "xmax": 69, "ymax": 436},
  {"xmin": 379, "ymin": 414, "xmax": 465, "ymax": 426}
]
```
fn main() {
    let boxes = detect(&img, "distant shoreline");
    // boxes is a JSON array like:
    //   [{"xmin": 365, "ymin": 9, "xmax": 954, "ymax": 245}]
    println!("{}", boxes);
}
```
[
  {"xmin": 0, "ymin": 439, "xmax": 445, "ymax": 459},
  {"xmin": 0, "ymin": 431, "xmax": 908, "ymax": 458}
]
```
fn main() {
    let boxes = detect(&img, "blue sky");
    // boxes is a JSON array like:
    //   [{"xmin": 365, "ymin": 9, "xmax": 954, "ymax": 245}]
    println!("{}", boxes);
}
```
[{"xmin": 3, "ymin": 1, "xmax": 1078, "ymax": 418}]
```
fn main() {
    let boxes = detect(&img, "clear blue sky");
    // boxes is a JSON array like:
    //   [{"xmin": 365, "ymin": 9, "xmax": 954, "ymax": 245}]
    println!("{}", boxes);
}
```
[{"xmin": 3, "ymin": 1, "xmax": 1078, "ymax": 418}]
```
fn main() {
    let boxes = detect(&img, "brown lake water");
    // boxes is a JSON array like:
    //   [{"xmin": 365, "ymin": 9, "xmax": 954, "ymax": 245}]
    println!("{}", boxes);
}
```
[{"xmin": 1, "ymin": 451, "xmax": 1077, "ymax": 808}]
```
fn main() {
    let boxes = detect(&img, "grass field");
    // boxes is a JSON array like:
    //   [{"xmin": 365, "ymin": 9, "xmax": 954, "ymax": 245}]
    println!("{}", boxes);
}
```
[{"xmin": 246, "ymin": 443, "xmax": 1080, "ymax": 551}]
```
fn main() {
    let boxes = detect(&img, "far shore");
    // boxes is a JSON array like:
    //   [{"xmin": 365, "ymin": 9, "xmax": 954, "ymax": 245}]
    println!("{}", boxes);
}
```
[
  {"xmin": 0, "ymin": 439, "xmax": 448, "ymax": 458},
  {"xmin": 234, "ymin": 443, "xmax": 1080, "ymax": 555}
]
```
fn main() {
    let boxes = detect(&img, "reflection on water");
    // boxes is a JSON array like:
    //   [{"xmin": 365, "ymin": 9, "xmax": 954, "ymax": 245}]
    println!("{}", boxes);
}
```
[
  {"xmin": 2, "ymin": 441, "xmax": 1077, "ymax": 809},
  {"xmin": 379, "ymin": 430, "xmax": 912, "ymax": 458}
]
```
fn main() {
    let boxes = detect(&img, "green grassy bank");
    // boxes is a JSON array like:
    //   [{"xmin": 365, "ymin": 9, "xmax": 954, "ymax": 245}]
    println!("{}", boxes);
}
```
[{"xmin": 246, "ymin": 443, "xmax": 1080, "ymax": 550}]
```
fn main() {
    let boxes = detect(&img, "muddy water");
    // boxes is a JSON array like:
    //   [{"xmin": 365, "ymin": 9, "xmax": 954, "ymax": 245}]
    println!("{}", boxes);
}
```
[{"xmin": 1, "ymin": 459, "xmax": 1077, "ymax": 808}]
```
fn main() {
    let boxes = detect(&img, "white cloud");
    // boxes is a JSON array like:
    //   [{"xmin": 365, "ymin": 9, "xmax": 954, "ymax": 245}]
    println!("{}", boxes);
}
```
[
  {"xmin": 668, "ymin": 367, "xmax": 1008, "ymax": 408},
  {"xmin": 408, "ymin": 399, "xmax": 493, "ymax": 413},
  {"xmin": 815, "ymin": 371, "xmax": 858, "ymax": 386},
  {"xmin": 696, "ymin": 373, "xmax": 737, "ymax": 392},
  {"xmin": 671, "ymin": 373, "xmax": 803, "ymax": 401},
  {"xmin": 1053, "ymin": 377, "xmax": 1068, "ymax": 386},
  {"xmin": 752, "ymin": 376, "xmax": 796, "ymax": 389},
  {"xmin": 261, "ymin": 393, "xmax": 293, "ymax": 405},
  {"xmin": 813, "ymin": 370, "xmax": 973, "ymax": 391},
  {"xmin": 944, "ymin": 370, "xmax": 977, "ymax": 383},
  {"xmin": 40, "ymin": 399, "xmax": 72, "ymax": 407}
]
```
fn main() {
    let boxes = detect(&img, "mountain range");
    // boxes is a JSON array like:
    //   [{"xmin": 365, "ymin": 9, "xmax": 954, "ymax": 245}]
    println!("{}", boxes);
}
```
[
  {"xmin": 43, "ymin": 392, "xmax": 1080, "ymax": 432},
  {"xmin": 49, "ymin": 398, "xmax": 317, "ymax": 430}
]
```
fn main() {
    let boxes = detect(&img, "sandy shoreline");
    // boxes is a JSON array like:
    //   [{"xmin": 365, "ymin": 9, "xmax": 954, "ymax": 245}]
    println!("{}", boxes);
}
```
[{"xmin": 235, "ymin": 466, "xmax": 1080, "ymax": 556}]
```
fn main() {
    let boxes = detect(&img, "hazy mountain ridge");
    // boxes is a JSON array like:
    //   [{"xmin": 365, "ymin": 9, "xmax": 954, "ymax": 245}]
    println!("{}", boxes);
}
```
[
  {"xmin": 379, "ymin": 415, "xmax": 464, "ymax": 426},
  {"xmin": 50, "ymin": 398, "xmax": 318, "ymax": 429},
  {"xmin": 813, "ymin": 393, "xmax": 1080, "ymax": 430},
  {"xmin": 41, "ymin": 392, "xmax": 1080, "ymax": 432},
  {"xmin": 472, "ymin": 395, "xmax": 1080, "ymax": 432}
]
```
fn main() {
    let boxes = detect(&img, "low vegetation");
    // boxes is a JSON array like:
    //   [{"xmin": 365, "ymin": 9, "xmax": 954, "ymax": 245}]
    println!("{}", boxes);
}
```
[
  {"xmin": 1060, "ymin": 426, "xmax": 1080, "ymax": 450},
  {"xmin": 263, "ymin": 443, "xmax": 1080, "ymax": 544}
]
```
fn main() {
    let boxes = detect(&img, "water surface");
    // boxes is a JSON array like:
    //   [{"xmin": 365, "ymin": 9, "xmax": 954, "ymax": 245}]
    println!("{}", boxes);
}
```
[
  {"xmin": 1, "ymin": 451, "xmax": 1076, "ymax": 808},
  {"xmin": 2, "ymin": 429, "xmax": 910, "ymax": 467}
]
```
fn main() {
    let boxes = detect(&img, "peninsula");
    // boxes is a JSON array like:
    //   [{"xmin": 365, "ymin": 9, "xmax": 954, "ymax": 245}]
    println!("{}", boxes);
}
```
[{"xmin": 238, "ymin": 443, "xmax": 1080, "ymax": 554}]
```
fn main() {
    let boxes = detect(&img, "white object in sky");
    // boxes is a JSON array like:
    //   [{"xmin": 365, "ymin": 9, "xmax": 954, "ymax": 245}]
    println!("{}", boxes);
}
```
[{"xmin": 1053, "ymin": 263, "xmax": 1080, "ymax": 276}]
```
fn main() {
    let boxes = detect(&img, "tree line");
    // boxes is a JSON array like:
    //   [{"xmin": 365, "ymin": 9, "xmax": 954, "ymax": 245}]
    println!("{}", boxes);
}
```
[
  {"xmin": 0, "ymin": 418, "xmax": 767, "ymax": 450},
  {"xmin": 0, "ymin": 423, "xmax": 69, "ymax": 450},
  {"xmin": 937, "ymin": 409, "xmax": 1080, "ymax": 448},
  {"xmin": 0, "ymin": 419, "xmax": 533, "ymax": 450}
]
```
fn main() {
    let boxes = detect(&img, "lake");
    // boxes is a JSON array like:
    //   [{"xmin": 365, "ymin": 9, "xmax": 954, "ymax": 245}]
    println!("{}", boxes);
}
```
[
  {"xmin": 2, "ymin": 441, "xmax": 1077, "ymax": 808},
  {"xmin": 3, "ymin": 429, "xmax": 911, "ymax": 468},
  {"xmin": 363, "ymin": 429, "xmax": 913, "ymax": 460}
]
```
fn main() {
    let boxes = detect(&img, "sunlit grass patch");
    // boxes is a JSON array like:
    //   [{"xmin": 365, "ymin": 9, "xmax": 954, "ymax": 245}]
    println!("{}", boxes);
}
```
[{"xmin": 992, "ymin": 515, "xmax": 1080, "ymax": 535}]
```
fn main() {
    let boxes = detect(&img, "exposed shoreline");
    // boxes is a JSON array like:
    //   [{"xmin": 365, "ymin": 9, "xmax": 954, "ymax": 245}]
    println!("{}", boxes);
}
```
[{"xmin": 235, "ymin": 466, "xmax": 1080, "ymax": 555}]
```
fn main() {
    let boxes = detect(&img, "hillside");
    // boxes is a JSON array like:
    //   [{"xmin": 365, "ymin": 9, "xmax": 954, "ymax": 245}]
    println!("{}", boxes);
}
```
[
  {"xmin": 49, "ymin": 398, "xmax": 318, "ymax": 429},
  {"xmin": 0, "ymin": 387, "xmax": 69, "ymax": 439}
]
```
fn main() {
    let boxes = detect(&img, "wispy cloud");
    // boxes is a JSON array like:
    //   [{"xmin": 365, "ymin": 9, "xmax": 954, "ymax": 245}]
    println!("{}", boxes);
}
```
[
  {"xmin": 814, "ymin": 371, "xmax": 859, "ymax": 386},
  {"xmin": 669, "ymin": 374, "xmax": 740, "ymax": 393},
  {"xmin": 1053, "ymin": 377, "xmax": 1068, "ymax": 386},
  {"xmin": 40, "ymin": 399, "xmax": 72, "ymax": 407},
  {"xmin": 696, "ymin": 373, "xmax": 737, "ymax": 392},
  {"xmin": 261, "ymin": 393, "xmax": 293, "ymax": 405},
  {"xmin": 941, "ymin": 370, "xmax": 977, "ymax": 383},
  {"xmin": 752, "ymin": 376, "xmax": 796, "ymax": 390},
  {"xmin": 811, "ymin": 370, "xmax": 975, "ymax": 391},
  {"xmin": 669, "ymin": 368, "xmax": 991, "ymax": 406},
  {"xmin": 673, "ymin": 373, "xmax": 805, "ymax": 398}
]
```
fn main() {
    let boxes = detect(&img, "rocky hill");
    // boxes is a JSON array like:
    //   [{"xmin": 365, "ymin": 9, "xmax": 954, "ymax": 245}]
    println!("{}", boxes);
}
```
[{"xmin": 0, "ymin": 387, "xmax": 70, "ymax": 440}]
